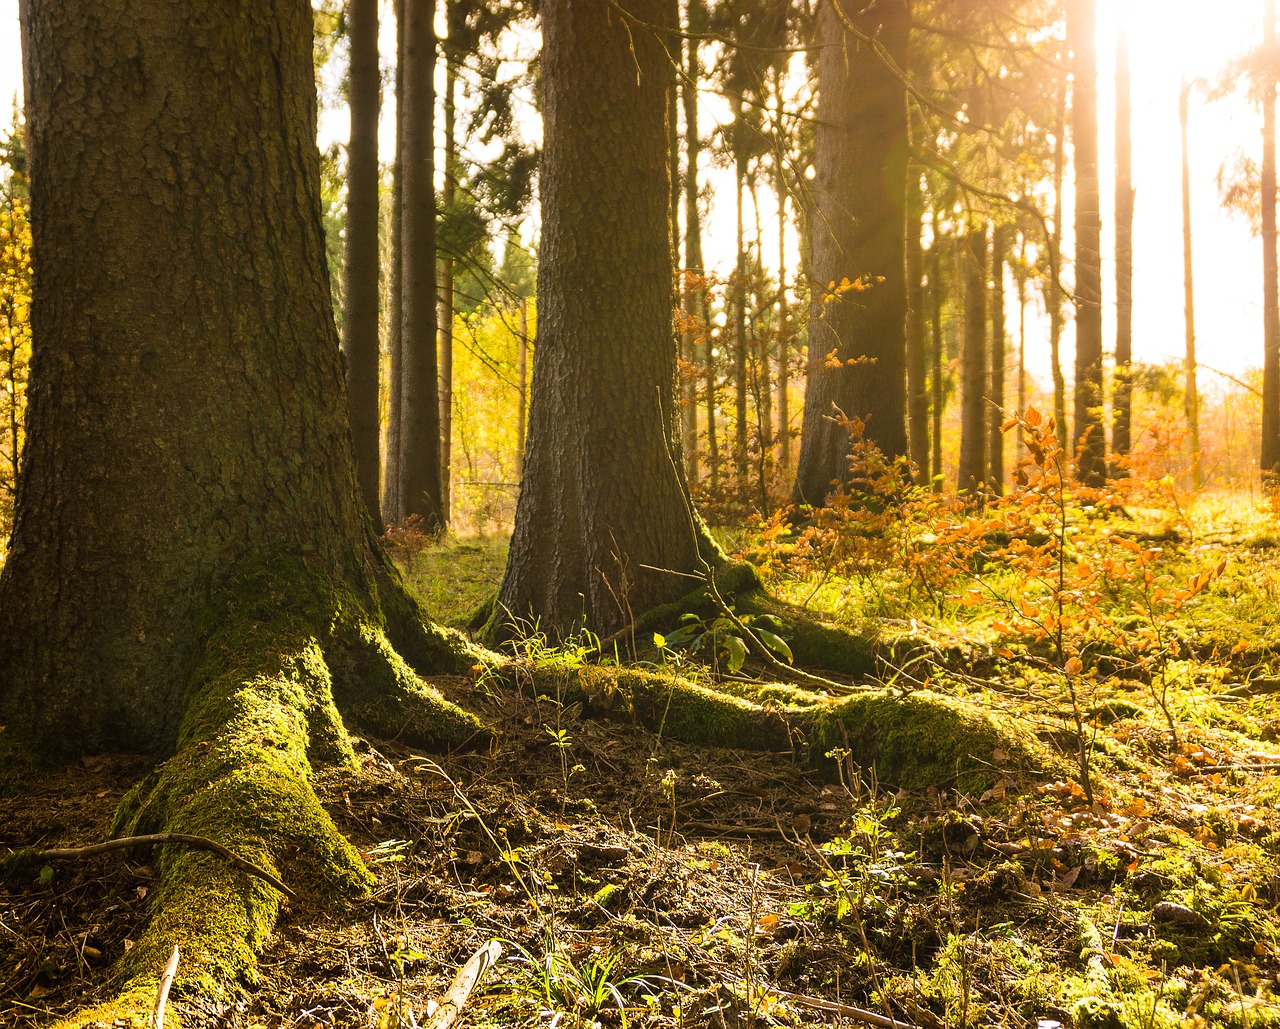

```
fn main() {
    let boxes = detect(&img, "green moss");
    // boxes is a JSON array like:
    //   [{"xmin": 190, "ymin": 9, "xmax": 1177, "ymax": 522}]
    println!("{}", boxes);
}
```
[{"xmin": 805, "ymin": 690, "xmax": 1042, "ymax": 793}]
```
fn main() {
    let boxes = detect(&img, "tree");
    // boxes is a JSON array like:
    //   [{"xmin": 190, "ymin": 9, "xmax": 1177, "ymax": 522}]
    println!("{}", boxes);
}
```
[
  {"xmin": 1181, "ymin": 78, "xmax": 1203, "ymax": 488},
  {"xmin": 489, "ymin": 0, "xmax": 716, "ymax": 640},
  {"xmin": 1069, "ymin": 0, "xmax": 1105, "ymax": 484},
  {"xmin": 343, "ymin": 0, "xmax": 383, "ymax": 530},
  {"xmin": 793, "ymin": 0, "xmax": 910, "ymax": 509},
  {"xmin": 1263, "ymin": 0, "xmax": 1280, "ymax": 480},
  {"xmin": 1113, "ymin": 0, "xmax": 1133, "ymax": 462},
  {"xmin": 958, "ymin": 222, "xmax": 988, "ymax": 494},
  {"xmin": 1, "ymin": 0, "xmax": 482, "ymax": 1016},
  {"xmin": 0, "ymin": 118, "xmax": 29, "ymax": 541},
  {"xmin": 386, "ymin": 0, "xmax": 443, "ymax": 527}
]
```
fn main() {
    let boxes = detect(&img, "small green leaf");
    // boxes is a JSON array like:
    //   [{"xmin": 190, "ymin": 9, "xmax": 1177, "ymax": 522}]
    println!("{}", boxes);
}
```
[
  {"xmin": 653, "ymin": 631, "xmax": 666, "ymax": 648},
  {"xmin": 755, "ymin": 629, "xmax": 793, "ymax": 664},
  {"xmin": 37, "ymin": 865, "xmax": 53, "ymax": 886},
  {"xmin": 724, "ymin": 634, "xmax": 747, "ymax": 673}
]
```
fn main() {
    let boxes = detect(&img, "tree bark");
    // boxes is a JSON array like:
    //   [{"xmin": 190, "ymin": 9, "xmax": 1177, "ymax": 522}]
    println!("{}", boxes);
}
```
[
  {"xmin": 384, "ymin": 0, "xmax": 406, "ymax": 520},
  {"xmin": 775, "ymin": 107, "xmax": 791, "ymax": 473},
  {"xmin": 958, "ymin": 223, "xmax": 988, "ymax": 496},
  {"xmin": 1262, "ymin": 0, "xmax": 1280, "ymax": 480},
  {"xmin": 1049, "ymin": 83, "xmax": 1068, "ymax": 439},
  {"xmin": 987, "ymin": 224, "xmax": 1009, "ymax": 495},
  {"xmin": 1180, "ymin": 78, "xmax": 1202, "ymax": 488},
  {"xmin": 491, "ymin": 0, "xmax": 715, "ymax": 640},
  {"xmin": 342, "ymin": 0, "xmax": 383, "ymax": 532},
  {"xmin": 1113, "ymin": 0, "xmax": 1134, "ymax": 463},
  {"xmin": 397, "ymin": 0, "xmax": 443, "ymax": 526},
  {"xmin": 793, "ymin": 0, "xmax": 910, "ymax": 509},
  {"xmin": 734, "ymin": 137, "xmax": 749, "ymax": 484},
  {"xmin": 438, "ymin": 1, "xmax": 462, "ymax": 527},
  {"xmin": 906, "ymin": 174, "xmax": 929, "ymax": 479},
  {"xmin": 1070, "ymin": 0, "xmax": 1106, "ymax": 485},
  {"xmin": 930, "ymin": 235, "xmax": 945, "ymax": 492},
  {"xmin": 2, "ymin": 0, "xmax": 483, "ymax": 1014}
]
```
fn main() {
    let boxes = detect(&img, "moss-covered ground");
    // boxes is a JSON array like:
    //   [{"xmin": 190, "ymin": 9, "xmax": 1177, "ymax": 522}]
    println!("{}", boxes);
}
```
[{"xmin": 7, "ymin": 497, "xmax": 1280, "ymax": 1029}]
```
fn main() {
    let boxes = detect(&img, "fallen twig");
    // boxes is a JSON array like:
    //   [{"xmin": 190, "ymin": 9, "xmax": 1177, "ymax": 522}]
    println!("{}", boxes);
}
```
[
  {"xmin": 152, "ymin": 945, "xmax": 180, "ymax": 1029},
  {"xmin": 24, "ymin": 833, "xmax": 297, "ymax": 901},
  {"xmin": 424, "ymin": 940, "xmax": 504, "ymax": 1029}
]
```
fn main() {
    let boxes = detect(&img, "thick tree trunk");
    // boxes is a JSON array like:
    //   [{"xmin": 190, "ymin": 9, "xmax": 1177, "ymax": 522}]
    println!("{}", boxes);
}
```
[
  {"xmin": 906, "ymin": 174, "xmax": 929, "ymax": 479},
  {"xmin": 776, "ymin": 125, "xmax": 791, "ymax": 473},
  {"xmin": 1113, "ymin": 0, "xmax": 1134, "ymax": 462},
  {"xmin": 1180, "ymin": 79, "xmax": 1202, "ymax": 488},
  {"xmin": 491, "ymin": 0, "xmax": 715, "ymax": 641},
  {"xmin": 988, "ymin": 224, "xmax": 1009, "ymax": 495},
  {"xmin": 397, "ymin": 0, "xmax": 443, "ymax": 526},
  {"xmin": 3, "ymin": 0, "xmax": 483, "ymax": 1015},
  {"xmin": 958, "ymin": 223, "xmax": 988, "ymax": 496},
  {"xmin": 342, "ymin": 0, "xmax": 383, "ymax": 532},
  {"xmin": 1262, "ymin": 0, "xmax": 1280, "ymax": 480},
  {"xmin": 1070, "ymin": 0, "xmax": 1106, "ymax": 485},
  {"xmin": 1049, "ymin": 84, "xmax": 1068, "ymax": 439},
  {"xmin": 793, "ymin": 0, "xmax": 910, "ymax": 509}
]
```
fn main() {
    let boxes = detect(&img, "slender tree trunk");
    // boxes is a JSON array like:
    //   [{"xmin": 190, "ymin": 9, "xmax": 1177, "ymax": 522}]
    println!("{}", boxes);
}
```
[
  {"xmin": 517, "ymin": 297, "xmax": 528, "ymax": 478},
  {"xmin": 1113, "ymin": 0, "xmax": 1134, "ymax": 463},
  {"xmin": 906, "ymin": 173, "xmax": 929, "ymax": 478},
  {"xmin": 734, "ymin": 141, "xmax": 749, "ymax": 484},
  {"xmin": 683, "ymin": 0, "xmax": 716, "ymax": 490},
  {"xmin": 1180, "ymin": 78, "xmax": 1202, "ymax": 488},
  {"xmin": 1070, "ymin": 0, "xmax": 1106, "ymax": 484},
  {"xmin": 671, "ymin": 2, "xmax": 697, "ymax": 477},
  {"xmin": 342, "ymin": 0, "xmax": 382, "ymax": 531},
  {"xmin": 397, "ymin": 0, "xmax": 442, "ymax": 527},
  {"xmin": 751, "ymin": 171, "xmax": 772, "ymax": 475},
  {"xmin": 1262, "ymin": 0, "xmax": 1280, "ymax": 480},
  {"xmin": 931, "ymin": 230, "xmax": 945, "ymax": 492},
  {"xmin": 492, "ymin": 0, "xmax": 714, "ymax": 640},
  {"xmin": 1049, "ymin": 83, "xmax": 1068, "ymax": 439},
  {"xmin": 987, "ymin": 224, "xmax": 1009, "ymax": 495},
  {"xmin": 958, "ymin": 223, "xmax": 988, "ymax": 496},
  {"xmin": 1017, "ymin": 232, "xmax": 1028, "ymax": 455},
  {"xmin": 776, "ymin": 136, "xmax": 791, "ymax": 472},
  {"xmin": 438, "ymin": 5, "xmax": 459, "ymax": 527},
  {"xmin": 793, "ymin": 0, "xmax": 910, "ymax": 508},
  {"xmin": 383, "ymin": 0, "xmax": 406, "ymax": 520}
]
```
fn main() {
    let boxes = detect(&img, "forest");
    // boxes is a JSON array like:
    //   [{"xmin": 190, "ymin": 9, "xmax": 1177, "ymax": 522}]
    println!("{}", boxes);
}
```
[{"xmin": 6, "ymin": 1, "xmax": 1280, "ymax": 1028}]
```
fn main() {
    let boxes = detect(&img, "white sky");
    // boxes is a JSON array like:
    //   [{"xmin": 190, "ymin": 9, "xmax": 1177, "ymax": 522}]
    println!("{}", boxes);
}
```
[{"xmin": 0, "ymin": 0, "xmax": 1272, "ymax": 381}]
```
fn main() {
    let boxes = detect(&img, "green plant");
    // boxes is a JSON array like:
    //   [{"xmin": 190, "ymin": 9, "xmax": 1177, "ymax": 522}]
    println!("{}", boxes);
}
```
[{"xmin": 655, "ymin": 609, "xmax": 791, "ymax": 676}]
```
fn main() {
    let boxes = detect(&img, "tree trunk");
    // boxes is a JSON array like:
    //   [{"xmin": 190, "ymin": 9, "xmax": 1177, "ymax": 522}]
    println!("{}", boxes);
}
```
[
  {"xmin": 1049, "ymin": 83, "xmax": 1068, "ymax": 439},
  {"xmin": 3, "ymin": 0, "xmax": 482, "ymax": 1014},
  {"xmin": 1262, "ymin": 0, "xmax": 1280, "ymax": 480},
  {"xmin": 734, "ymin": 140, "xmax": 749, "ymax": 484},
  {"xmin": 342, "ymin": 0, "xmax": 382, "ymax": 532},
  {"xmin": 906, "ymin": 174, "xmax": 929, "ymax": 479},
  {"xmin": 775, "ymin": 113, "xmax": 791, "ymax": 473},
  {"xmin": 793, "ymin": 0, "xmax": 910, "ymax": 509},
  {"xmin": 987, "ymin": 224, "xmax": 1009, "ymax": 495},
  {"xmin": 1180, "ymin": 78, "xmax": 1202, "ymax": 489},
  {"xmin": 958, "ymin": 223, "xmax": 988, "ymax": 496},
  {"xmin": 684, "ymin": 0, "xmax": 716, "ymax": 490},
  {"xmin": 383, "ymin": 0, "xmax": 406, "ymax": 519},
  {"xmin": 397, "ymin": 0, "xmax": 442, "ymax": 526},
  {"xmin": 1070, "ymin": 0, "xmax": 1106, "ymax": 485},
  {"xmin": 438, "ymin": 2, "xmax": 461, "ymax": 527},
  {"xmin": 491, "ymin": 0, "xmax": 715, "ymax": 641},
  {"xmin": 1113, "ymin": 0, "xmax": 1134, "ymax": 463},
  {"xmin": 930, "ymin": 230, "xmax": 945, "ymax": 492},
  {"xmin": 1017, "ymin": 232, "xmax": 1028, "ymax": 455},
  {"xmin": 517, "ymin": 297, "xmax": 529, "ymax": 478}
]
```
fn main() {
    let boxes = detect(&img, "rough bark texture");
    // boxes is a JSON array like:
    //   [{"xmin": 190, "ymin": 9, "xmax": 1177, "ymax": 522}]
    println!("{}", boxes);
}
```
[
  {"xmin": 383, "ymin": 0, "xmax": 406, "ymax": 517},
  {"xmin": 1263, "ymin": 0, "xmax": 1280, "ymax": 480},
  {"xmin": 793, "ymin": 0, "xmax": 910, "ymax": 509},
  {"xmin": 958, "ymin": 224, "xmax": 988, "ymax": 496},
  {"xmin": 1113, "ymin": 1, "xmax": 1133, "ymax": 462},
  {"xmin": 491, "ymin": 0, "xmax": 715, "ymax": 641},
  {"xmin": 1, "ymin": 1, "xmax": 486, "ymax": 1019},
  {"xmin": 343, "ymin": 0, "xmax": 383, "ymax": 531},
  {"xmin": 395, "ymin": 0, "xmax": 442, "ymax": 526},
  {"xmin": 1180, "ymin": 79, "xmax": 1201, "ymax": 489},
  {"xmin": 1070, "ymin": 0, "xmax": 1106, "ymax": 485},
  {"xmin": 438, "ymin": 5, "xmax": 460, "ymax": 526}
]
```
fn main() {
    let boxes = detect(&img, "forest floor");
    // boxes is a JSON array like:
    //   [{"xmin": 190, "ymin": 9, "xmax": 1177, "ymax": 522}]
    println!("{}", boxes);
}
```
[{"xmin": 7, "ymin": 485, "xmax": 1280, "ymax": 1029}]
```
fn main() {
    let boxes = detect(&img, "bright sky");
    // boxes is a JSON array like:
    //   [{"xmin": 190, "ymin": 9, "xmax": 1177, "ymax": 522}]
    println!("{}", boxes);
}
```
[{"xmin": 0, "ymin": 0, "xmax": 1272, "ymax": 381}]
